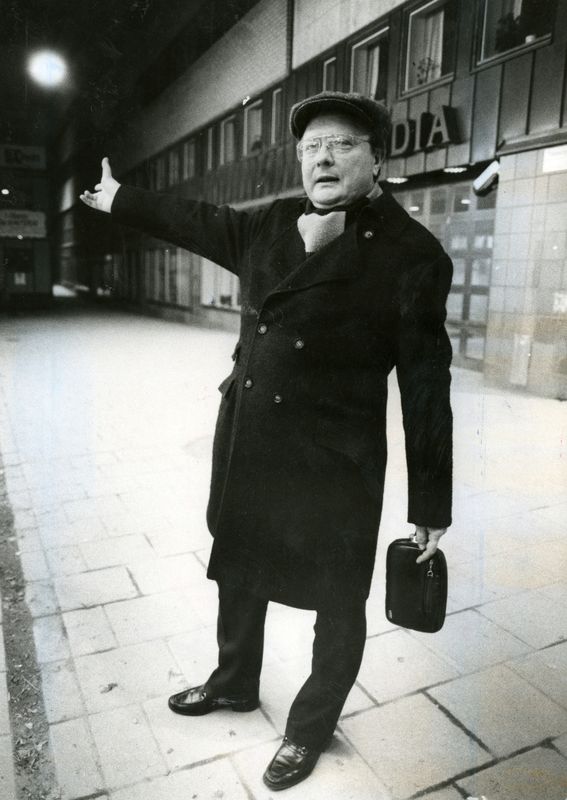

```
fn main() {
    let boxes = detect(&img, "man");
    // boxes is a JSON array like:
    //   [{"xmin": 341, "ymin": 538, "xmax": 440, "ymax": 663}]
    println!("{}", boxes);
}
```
[{"xmin": 80, "ymin": 91, "xmax": 452, "ymax": 791}]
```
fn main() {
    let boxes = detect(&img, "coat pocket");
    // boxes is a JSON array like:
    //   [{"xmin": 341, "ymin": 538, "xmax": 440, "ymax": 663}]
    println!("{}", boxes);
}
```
[{"xmin": 218, "ymin": 375, "xmax": 236, "ymax": 399}]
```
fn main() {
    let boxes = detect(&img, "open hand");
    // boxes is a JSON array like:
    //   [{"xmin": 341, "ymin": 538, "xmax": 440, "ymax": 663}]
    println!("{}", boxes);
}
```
[
  {"xmin": 79, "ymin": 157, "xmax": 120, "ymax": 214},
  {"xmin": 415, "ymin": 525, "xmax": 447, "ymax": 564}
]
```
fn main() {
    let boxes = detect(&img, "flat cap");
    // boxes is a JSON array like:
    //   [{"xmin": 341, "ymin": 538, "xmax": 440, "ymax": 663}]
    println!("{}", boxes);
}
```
[{"xmin": 289, "ymin": 90, "xmax": 391, "ymax": 140}]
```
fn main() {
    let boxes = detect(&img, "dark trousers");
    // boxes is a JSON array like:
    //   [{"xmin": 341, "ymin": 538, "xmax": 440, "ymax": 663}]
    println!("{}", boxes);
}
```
[{"xmin": 205, "ymin": 581, "xmax": 367, "ymax": 749}]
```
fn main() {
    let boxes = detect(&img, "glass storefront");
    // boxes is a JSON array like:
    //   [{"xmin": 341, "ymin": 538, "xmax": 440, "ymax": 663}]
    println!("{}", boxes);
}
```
[{"xmin": 394, "ymin": 179, "xmax": 496, "ymax": 369}]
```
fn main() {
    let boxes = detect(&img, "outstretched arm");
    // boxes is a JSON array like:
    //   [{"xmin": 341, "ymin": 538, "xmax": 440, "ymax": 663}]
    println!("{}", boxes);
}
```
[{"xmin": 80, "ymin": 158, "xmax": 120, "ymax": 214}]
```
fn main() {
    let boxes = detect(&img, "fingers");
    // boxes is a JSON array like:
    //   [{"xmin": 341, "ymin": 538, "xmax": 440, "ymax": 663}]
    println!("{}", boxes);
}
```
[
  {"xmin": 79, "ymin": 190, "xmax": 99, "ymax": 208},
  {"xmin": 101, "ymin": 156, "xmax": 112, "ymax": 178},
  {"xmin": 415, "ymin": 527, "xmax": 447, "ymax": 564},
  {"xmin": 94, "ymin": 183, "xmax": 103, "ymax": 191}
]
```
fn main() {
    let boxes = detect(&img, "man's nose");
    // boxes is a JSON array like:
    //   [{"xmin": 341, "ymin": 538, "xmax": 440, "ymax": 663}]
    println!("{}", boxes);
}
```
[{"xmin": 316, "ymin": 143, "xmax": 334, "ymax": 165}]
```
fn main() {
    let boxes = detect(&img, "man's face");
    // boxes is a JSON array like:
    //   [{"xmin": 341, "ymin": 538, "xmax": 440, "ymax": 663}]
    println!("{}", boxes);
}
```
[{"xmin": 300, "ymin": 113, "xmax": 378, "ymax": 208}]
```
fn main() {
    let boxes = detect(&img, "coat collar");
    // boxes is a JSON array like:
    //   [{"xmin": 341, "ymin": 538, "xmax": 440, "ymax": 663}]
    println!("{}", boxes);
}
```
[{"xmin": 262, "ymin": 189, "xmax": 411, "ymax": 303}]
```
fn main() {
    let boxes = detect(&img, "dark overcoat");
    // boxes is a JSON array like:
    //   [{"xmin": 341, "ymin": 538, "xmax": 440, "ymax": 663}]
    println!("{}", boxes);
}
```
[{"xmin": 112, "ymin": 185, "xmax": 453, "ymax": 610}]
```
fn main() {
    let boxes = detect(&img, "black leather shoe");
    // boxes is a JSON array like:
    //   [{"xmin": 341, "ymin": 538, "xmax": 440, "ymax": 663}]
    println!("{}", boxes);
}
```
[
  {"xmin": 262, "ymin": 736, "xmax": 326, "ymax": 791},
  {"xmin": 168, "ymin": 685, "xmax": 259, "ymax": 716}
]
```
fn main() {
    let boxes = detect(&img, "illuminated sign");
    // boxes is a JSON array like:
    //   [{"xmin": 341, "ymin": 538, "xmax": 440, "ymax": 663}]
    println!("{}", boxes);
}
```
[
  {"xmin": 0, "ymin": 145, "xmax": 46, "ymax": 170},
  {"xmin": 390, "ymin": 106, "xmax": 461, "ymax": 157},
  {"xmin": 0, "ymin": 210, "xmax": 46, "ymax": 238}
]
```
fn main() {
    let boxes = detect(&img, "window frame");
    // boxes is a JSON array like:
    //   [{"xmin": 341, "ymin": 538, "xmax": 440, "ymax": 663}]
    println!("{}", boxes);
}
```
[
  {"xmin": 270, "ymin": 88, "xmax": 283, "ymax": 145},
  {"xmin": 350, "ymin": 27, "xmax": 389, "ymax": 99},
  {"xmin": 322, "ymin": 56, "xmax": 337, "ymax": 91},
  {"xmin": 243, "ymin": 99, "xmax": 263, "ymax": 156},
  {"xmin": 403, "ymin": 0, "xmax": 457, "ymax": 95},
  {"xmin": 182, "ymin": 139, "xmax": 196, "ymax": 180},
  {"xmin": 220, "ymin": 115, "xmax": 237, "ymax": 166},
  {"xmin": 475, "ymin": 0, "xmax": 555, "ymax": 66},
  {"xmin": 206, "ymin": 126, "xmax": 215, "ymax": 172}
]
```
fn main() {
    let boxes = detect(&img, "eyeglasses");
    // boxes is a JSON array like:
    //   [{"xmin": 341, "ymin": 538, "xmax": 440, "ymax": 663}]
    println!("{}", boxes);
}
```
[{"xmin": 296, "ymin": 134, "xmax": 371, "ymax": 161}]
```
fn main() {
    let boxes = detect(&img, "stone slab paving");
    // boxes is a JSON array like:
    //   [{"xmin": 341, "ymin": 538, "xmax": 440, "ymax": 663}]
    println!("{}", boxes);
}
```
[
  {"xmin": 0, "ymin": 604, "xmax": 17, "ymax": 800},
  {"xmin": 0, "ymin": 307, "xmax": 566, "ymax": 799}
]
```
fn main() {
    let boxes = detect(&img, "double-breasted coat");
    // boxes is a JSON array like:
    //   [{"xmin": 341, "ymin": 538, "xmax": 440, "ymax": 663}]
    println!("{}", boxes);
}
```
[{"xmin": 112, "ymin": 185, "xmax": 453, "ymax": 610}]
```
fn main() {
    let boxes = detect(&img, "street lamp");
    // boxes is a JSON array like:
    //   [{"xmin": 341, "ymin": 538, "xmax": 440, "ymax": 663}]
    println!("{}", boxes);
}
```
[{"xmin": 27, "ymin": 50, "xmax": 68, "ymax": 88}]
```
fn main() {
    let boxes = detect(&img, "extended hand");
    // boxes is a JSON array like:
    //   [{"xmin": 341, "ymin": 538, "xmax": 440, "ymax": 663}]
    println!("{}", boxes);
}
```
[
  {"xmin": 79, "ymin": 157, "xmax": 120, "ymax": 214},
  {"xmin": 415, "ymin": 525, "xmax": 447, "ymax": 564}
]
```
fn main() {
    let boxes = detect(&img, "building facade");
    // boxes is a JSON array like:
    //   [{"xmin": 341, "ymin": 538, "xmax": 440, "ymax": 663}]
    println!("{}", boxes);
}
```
[
  {"xmin": 0, "ymin": 144, "xmax": 52, "ymax": 307},
  {"xmin": 57, "ymin": 0, "xmax": 567, "ymax": 398}
]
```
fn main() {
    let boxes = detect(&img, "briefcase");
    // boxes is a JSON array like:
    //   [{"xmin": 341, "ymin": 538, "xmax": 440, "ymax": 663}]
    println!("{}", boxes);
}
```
[{"xmin": 385, "ymin": 538, "xmax": 447, "ymax": 633}]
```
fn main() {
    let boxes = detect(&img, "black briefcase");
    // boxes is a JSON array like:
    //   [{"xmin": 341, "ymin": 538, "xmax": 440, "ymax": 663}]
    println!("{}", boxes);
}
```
[{"xmin": 385, "ymin": 538, "xmax": 447, "ymax": 633}]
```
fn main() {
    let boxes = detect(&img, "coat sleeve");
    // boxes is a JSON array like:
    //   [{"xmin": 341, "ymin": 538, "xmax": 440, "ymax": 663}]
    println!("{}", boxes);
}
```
[
  {"xmin": 395, "ymin": 252, "xmax": 453, "ymax": 529},
  {"xmin": 111, "ymin": 184, "xmax": 264, "ymax": 276}
]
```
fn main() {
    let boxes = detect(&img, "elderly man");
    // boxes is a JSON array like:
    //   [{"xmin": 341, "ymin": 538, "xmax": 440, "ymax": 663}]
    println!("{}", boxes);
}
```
[{"xmin": 80, "ymin": 91, "xmax": 452, "ymax": 791}]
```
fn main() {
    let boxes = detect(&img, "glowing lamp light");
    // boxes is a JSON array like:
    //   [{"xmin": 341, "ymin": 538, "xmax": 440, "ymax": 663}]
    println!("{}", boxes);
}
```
[
  {"xmin": 443, "ymin": 166, "xmax": 467, "ymax": 174},
  {"xmin": 386, "ymin": 177, "xmax": 408, "ymax": 184},
  {"xmin": 1, "ymin": 189, "xmax": 9, "ymax": 195},
  {"xmin": 28, "ymin": 50, "xmax": 68, "ymax": 87}
]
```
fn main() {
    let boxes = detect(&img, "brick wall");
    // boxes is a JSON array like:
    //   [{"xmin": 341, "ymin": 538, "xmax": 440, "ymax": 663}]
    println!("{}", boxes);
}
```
[{"xmin": 485, "ymin": 150, "xmax": 567, "ymax": 399}]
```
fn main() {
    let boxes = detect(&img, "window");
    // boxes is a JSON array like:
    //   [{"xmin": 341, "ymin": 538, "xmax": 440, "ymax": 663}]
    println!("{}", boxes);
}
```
[
  {"xmin": 323, "ymin": 57, "xmax": 337, "ymax": 91},
  {"xmin": 220, "ymin": 116, "xmax": 237, "ymax": 165},
  {"xmin": 168, "ymin": 148, "xmax": 180, "ymax": 186},
  {"xmin": 271, "ymin": 88, "xmax": 283, "ymax": 145},
  {"xmin": 244, "ymin": 100, "xmax": 263, "ymax": 155},
  {"xmin": 155, "ymin": 155, "xmax": 166, "ymax": 190},
  {"xmin": 405, "ymin": 0, "xmax": 456, "ymax": 91},
  {"xmin": 182, "ymin": 139, "xmax": 196, "ymax": 180},
  {"xmin": 200, "ymin": 259, "xmax": 240, "ymax": 309},
  {"xmin": 351, "ymin": 29, "xmax": 389, "ymax": 100},
  {"xmin": 206, "ymin": 127, "xmax": 215, "ymax": 171},
  {"xmin": 479, "ymin": 0, "xmax": 554, "ymax": 62}
]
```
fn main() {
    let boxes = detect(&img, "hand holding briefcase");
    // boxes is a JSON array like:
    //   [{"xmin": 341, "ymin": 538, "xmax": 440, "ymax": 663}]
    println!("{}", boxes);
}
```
[{"xmin": 385, "ymin": 537, "xmax": 447, "ymax": 633}]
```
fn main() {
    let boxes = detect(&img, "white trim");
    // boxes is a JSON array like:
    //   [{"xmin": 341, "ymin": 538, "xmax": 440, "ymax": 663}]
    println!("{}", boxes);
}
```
[{"xmin": 350, "ymin": 26, "xmax": 389, "ymax": 93}]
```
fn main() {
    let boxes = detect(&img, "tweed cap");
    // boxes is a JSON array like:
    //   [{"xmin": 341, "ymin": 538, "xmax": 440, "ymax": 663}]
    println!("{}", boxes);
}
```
[{"xmin": 289, "ymin": 91, "xmax": 391, "ymax": 140}]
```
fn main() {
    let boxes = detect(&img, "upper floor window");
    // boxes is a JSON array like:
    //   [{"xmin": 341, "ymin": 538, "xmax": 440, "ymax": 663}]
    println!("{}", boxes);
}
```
[
  {"xmin": 220, "ymin": 116, "xmax": 237, "ymax": 165},
  {"xmin": 206, "ymin": 127, "xmax": 215, "ymax": 171},
  {"xmin": 182, "ymin": 139, "xmax": 196, "ymax": 180},
  {"xmin": 351, "ymin": 29, "xmax": 388, "ymax": 100},
  {"xmin": 323, "ymin": 57, "xmax": 337, "ymax": 91},
  {"xmin": 405, "ymin": 0, "xmax": 456, "ymax": 92},
  {"xmin": 168, "ymin": 148, "xmax": 180, "ymax": 186},
  {"xmin": 271, "ymin": 88, "xmax": 283, "ymax": 145},
  {"xmin": 244, "ymin": 100, "xmax": 263, "ymax": 155},
  {"xmin": 155, "ymin": 154, "xmax": 167, "ymax": 190},
  {"xmin": 479, "ymin": 0, "xmax": 554, "ymax": 62}
]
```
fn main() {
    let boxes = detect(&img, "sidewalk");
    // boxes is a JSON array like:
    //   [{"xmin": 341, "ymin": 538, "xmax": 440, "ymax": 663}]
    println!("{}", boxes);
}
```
[{"xmin": 0, "ymin": 305, "xmax": 566, "ymax": 800}]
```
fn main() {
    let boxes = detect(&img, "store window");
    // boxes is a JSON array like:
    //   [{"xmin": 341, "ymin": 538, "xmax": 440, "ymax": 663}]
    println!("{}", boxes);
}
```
[
  {"xmin": 271, "ymin": 88, "xmax": 283, "ymax": 145},
  {"xmin": 479, "ymin": 0, "xmax": 554, "ymax": 62},
  {"xmin": 323, "ymin": 57, "xmax": 337, "ymax": 91},
  {"xmin": 244, "ymin": 100, "xmax": 263, "ymax": 156},
  {"xmin": 182, "ymin": 139, "xmax": 196, "ymax": 180},
  {"xmin": 200, "ymin": 258, "xmax": 240, "ymax": 309},
  {"xmin": 351, "ymin": 28, "xmax": 389, "ymax": 100},
  {"xmin": 155, "ymin": 155, "xmax": 167, "ymax": 190},
  {"xmin": 405, "ymin": 0, "xmax": 456, "ymax": 91},
  {"xmin": 220, "ymin": 116, "xmax": 237, "ymax": 165}
]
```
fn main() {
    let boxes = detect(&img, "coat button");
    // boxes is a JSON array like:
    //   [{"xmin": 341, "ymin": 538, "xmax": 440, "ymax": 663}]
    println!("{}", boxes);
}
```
[
  {"xmin": 257, "ymin": 323, "xmax": 268, "ymax": 334},
  {"xmin": 244, "ymin": 377, "xmax": 254, "ymax": 389},
  {"xmin": 363, "ymin": 229, "xmax": 374, "ymax": 239},
  {"xmin": 294, "ymin": 338, "xmax": 305, "ymax": 349},
  {"xmin": 273, "ymin": 393, "xmax": 283, "ymax": 404}
]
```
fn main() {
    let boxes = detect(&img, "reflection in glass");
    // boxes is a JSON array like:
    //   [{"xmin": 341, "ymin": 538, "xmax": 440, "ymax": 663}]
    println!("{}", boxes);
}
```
[
  {"xmin": 469, "ymin": 294, "xmax": 489, "ymax": 322},
  {"xmin": 451, "ymin": 258, "xmax": 466, "ymax": 284},
  {"xmin": 472, "ymin": 258, "xmax": 491, "ymax": 286},
  {"xmin": 447, "ymin": 291, "xmax": 464, "ymax": 320}
]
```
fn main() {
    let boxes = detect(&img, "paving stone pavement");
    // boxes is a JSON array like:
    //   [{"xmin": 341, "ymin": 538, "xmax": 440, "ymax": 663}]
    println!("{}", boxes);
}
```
[{"xmin": 0, "ymin": 305, "xmax": 566, "ymax": 800}]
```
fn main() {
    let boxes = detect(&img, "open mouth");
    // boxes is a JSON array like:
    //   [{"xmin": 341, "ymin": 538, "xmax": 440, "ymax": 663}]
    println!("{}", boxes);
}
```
[{"xmin": 315, "ymin": 176, "xmax": 339, "ymax": 184}]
